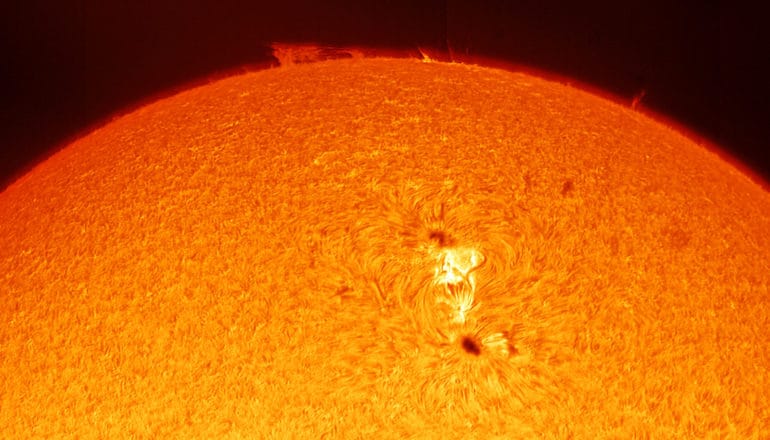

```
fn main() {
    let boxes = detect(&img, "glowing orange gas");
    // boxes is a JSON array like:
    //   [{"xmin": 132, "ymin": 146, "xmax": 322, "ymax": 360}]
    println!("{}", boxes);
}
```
[{"xmin": 1, "ymin": 56, "xmax": 768, "ymax": 438}]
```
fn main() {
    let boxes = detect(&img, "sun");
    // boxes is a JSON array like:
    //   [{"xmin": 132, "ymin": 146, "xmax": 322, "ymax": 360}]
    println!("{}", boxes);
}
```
[{"xmin": 1, "ymin": 55, "xmax": 768, "ymax": 438}]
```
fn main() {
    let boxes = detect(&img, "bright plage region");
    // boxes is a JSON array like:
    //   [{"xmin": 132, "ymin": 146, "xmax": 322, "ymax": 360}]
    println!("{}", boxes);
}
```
[{"xmin": 1, "ymin": 56, "xmax": 768, "ymax": 438}]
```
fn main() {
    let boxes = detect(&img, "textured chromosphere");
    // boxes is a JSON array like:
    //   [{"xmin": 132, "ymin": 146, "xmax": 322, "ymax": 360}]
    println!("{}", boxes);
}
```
[{"xmin": 1, "ymin": 57, "xmax": 768, "ymax": 438}]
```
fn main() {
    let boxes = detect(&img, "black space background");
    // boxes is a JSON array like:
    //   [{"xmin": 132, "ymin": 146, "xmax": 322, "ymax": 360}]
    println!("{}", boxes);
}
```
[{"xmin": 2, "ymin": 1, "xmax": 769, "ymax": 191}]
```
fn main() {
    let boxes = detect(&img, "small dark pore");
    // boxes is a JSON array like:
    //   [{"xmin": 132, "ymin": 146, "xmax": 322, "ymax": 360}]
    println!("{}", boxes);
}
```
[
  {"xmin": 460, "ymin": 336, "xmax": 481, "ymax": 356},
  {"xmin": 523, "ymin": 174, "xmax": 533, "ymax": 193},
  {"xmin": 335, "ymin": 285, "xmax": 352, "ymax": 295},
  {"xmin": 561, "ymin": 179, "xmax": 574, "ymax": 196},
  {"xmin": 503, "ymin": 329, "xmax": 519, "ymax": 356},
  {"xmin": 428, "ymin": 230, "xmax": 449, "ymax": 247}
]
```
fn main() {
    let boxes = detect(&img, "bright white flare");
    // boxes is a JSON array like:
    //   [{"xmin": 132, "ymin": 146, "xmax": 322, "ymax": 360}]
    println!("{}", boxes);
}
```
[{"xmin": 433, "ymin": 248, "xmax": 485, "ymax": 323}]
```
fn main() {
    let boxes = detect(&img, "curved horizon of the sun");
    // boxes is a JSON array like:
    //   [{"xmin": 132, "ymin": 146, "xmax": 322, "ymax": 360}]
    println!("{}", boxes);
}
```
[
  {"xmin": 1, "ymin": 48, "xmax": 768, "ymax": 438},
  {"xmin": 5, "ymin": 44, "xmax": 767, "ymax": 193}
]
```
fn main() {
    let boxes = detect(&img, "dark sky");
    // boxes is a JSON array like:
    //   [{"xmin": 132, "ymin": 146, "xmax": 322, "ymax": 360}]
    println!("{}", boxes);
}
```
[{"xmin": 2, "ymin": 1, "xmax": 768, "ymax": 190}]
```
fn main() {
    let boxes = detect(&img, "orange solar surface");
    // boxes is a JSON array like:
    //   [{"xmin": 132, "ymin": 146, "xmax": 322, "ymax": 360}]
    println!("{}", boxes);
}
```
[{"xmin": 1, "ymin": 57, "xmax": 769, "ymax": 438}]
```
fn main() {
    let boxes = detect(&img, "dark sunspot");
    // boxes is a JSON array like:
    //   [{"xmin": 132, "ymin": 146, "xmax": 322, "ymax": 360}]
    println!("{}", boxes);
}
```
[
  {"xmin": 428, "ymin": 230, "xmax": 450, "ymax": 247},
  {"xmin": 460, "ymin": 335, "xmax": 481, "ymax": 356}
]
